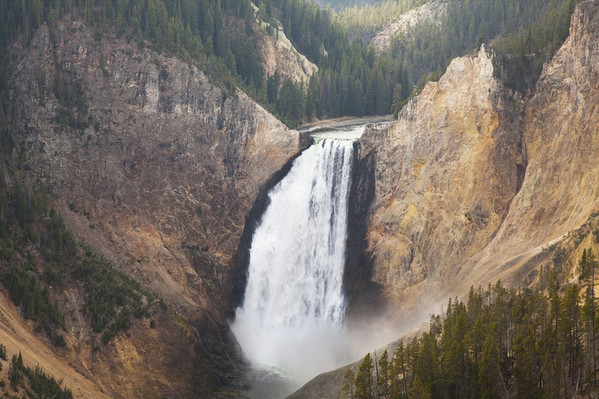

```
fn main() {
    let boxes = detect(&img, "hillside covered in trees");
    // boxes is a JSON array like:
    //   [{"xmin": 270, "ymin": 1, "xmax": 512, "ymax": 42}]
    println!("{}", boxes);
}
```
[
  {"xmin": 346, "ymin": 250, "xmax": 599, "ymax": 398},
  {"xmin": 315, "ymin": 0, "xmax": 385, "ymax": 10},
  {"xmin": 337, "ymin": 0, "xmax": 583, "ymax": 92},
  {"xmin": 0, "ymin": 0, "xmax": 587, "ymax": 127}
]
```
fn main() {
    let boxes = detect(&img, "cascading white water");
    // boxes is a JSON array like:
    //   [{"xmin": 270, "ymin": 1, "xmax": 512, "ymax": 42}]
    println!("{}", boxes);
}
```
[{"xmin": 231, "ymin": 138, "xmax": 354, "ymax": 386}]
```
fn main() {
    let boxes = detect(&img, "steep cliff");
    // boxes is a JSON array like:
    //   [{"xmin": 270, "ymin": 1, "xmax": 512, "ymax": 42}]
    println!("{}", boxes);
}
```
[
  {"xmin": 4, "ymin": 16, "xmax": 306, "ymax": 397},
  {"xmin": 357, "ymin": 43, "xmax": 526, "ymax": 310},
  {"xmin": 255, "ymin": 15, "xmax": 319, "ymax": 85},
  {"xmin": 293, "ymin": 3, "xmax": 599, "ymax": 396},
  {"xmin": 357, "ymin": 0, "xmax": 599, "ymax": 314},
  {"xmin": 457, "ymin": 0, "xmax": 599, "ymax": 292}
]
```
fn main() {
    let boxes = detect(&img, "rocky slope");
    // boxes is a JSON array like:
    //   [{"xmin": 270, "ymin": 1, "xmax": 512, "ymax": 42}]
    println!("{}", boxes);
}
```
[
  {"xmin": 0, "ymin": 291, "xmax": 111, "ymax": 399},
  {"xmin": 4, "ymin": 16, "xmax": 306, "ymax": 398},
  {"xmin": 370, "ymin": 0, "xmax": 448, "ymax": 51},
  {"xmin": 356, "ymin": 0, "xmax": 599, "ymax": 315},
  {"xmin": 357, "ymin": 43, "xmax": 525, "ymax": 311},
  {"xmin": 293, "ymin": 6, "xmax": 599, "ymax": 397},
  {"xmin": 255, "ymin": 15, "xmax": 319, "ymax": 85},
  {"xmin": 457, "ymin": 0, "xmax": 599, "ymax": 292}
]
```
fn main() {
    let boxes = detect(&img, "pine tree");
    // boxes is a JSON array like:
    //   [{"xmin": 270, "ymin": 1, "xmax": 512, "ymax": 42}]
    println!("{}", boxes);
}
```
[
  {"xmin": 582, "ymin": 249, "xmax": 597, "ymax": 389},
  {"xmin": 560, "ymin": 284, "xmax": 582, "ymax": 395},
  {"xmin": 378, "ymin": 350, "xmax": 390, "ymax": 397},
  {"xmin": 266, "ymin": 72, "xmax": 281, "ymax": 104},
  {"xmin": 579, "ymin": 248, "xmax": 590, "ymax": 278},
  {"xmin": 9, "ymin": 352, "xmax": 23, "ymax": 388},
  {"xmin": 409, "ymin": 375, "xmax": 431, "ymax": 399},
  {"xmin": 414, "ymin": 333, "xmax": 438, "ymax": 398},
  {"xmin": 343, "ymin": 368, "xmax": 355, "ymax": 399},
  {"xmin": 479, "ymin": 331, "xmax": 500, "ymax": 399},
  {"xmin": 355, "ymin": 353, "xmax": 374, "ymax": 399},
  {"xmin": 390, "ymin": 83, "xmax": 404, "ymax": 118},
  {"xmin": 392, "ymin": 341, "xmax": 409, "ymax": 399},
  {"xmin": 513, "ymin": 314, "xmax": 541, "ymax": 399}
]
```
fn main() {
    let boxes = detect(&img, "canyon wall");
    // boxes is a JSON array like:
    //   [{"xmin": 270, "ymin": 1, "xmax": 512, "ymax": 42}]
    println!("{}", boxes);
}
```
[
  {"xmin": 4, "ymin": 17, "xmax": 307, "ymax": 397},
  {"xmin": 358, "ymin": 44, "xmax": 525, "ymax": 309},
  {"xmin": 462, "ymin": 0, "xmax": 599, "ymax": 291},
  {"xmin": 357, "ymin": 0, "xmax": 599, "ymax": 313},
  {"xmin": 294, "ymin": 2, "xmax": 599, "ymax": 396},
  {"xmin": 370, "ymin": 0, "xmax": 448, "ymax": 51}
]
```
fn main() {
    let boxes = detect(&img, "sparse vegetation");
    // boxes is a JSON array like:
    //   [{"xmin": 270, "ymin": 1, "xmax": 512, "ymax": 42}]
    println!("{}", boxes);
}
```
[
  {"xmin": 0, "ymin": 129, "xmax": 156, "ymax": 346},
  {"xmin": 72, "ymin": 252, "xmax": 153, "ymax": 344},
  {"xmin": 1, "ymin": 266, "xmax": 66, "ymax": 344}
]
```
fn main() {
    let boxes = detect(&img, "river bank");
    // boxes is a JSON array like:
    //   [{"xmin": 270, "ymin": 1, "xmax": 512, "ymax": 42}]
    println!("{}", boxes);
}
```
[{"xmin": 297, "ymin": 115, "xmax": 394, "ymax": 133}]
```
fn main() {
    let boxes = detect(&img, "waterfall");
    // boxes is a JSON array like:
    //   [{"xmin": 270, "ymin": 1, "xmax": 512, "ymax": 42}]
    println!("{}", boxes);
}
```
[{"xmin": 232, "ymin": 139, "xmax": 354, "ymax": 384}]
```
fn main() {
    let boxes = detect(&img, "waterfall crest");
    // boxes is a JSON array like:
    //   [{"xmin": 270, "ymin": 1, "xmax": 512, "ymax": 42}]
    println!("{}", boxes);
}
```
[{"xmin": 232, "ymin": 139, "xmax": 354, "ymax": 382}]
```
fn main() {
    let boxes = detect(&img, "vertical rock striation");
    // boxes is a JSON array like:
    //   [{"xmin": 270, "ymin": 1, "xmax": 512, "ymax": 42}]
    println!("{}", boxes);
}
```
[
  {"xmin": 357, "ymin": 44, "xmax": 525, "ymax": 309},
  {"xmin": 355, "ymin": 0, "xmax": 599, "ymax": 315},
  {"xmin": 458, "ymin": 0, "xmax": 599, "ymax": 291},
  {"xmin": 288, "ymin": 2, "xmax": 599, "ymax": 397}
]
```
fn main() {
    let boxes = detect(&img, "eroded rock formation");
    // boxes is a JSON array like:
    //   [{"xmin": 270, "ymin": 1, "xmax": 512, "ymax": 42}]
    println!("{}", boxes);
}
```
[
  {"xmin": 370, "ymin": 0, "xmax": 448, "ymax": 51},
  {"xmin": 5, "ymin": 17, "xmax": 307, "ymax": 397},
  {"xmin": 357, "ymin": 44, "xmax": 525, "ymax": 309},
  {"xmin": 255, "ymin": 16, "xmax": 319, "ymax": 85},
  {"xmin": 295, "ymin": 3, "xmax": 599, "ymax": 396},
  {"xmin": 357, "ymin": 0, "xmax": 599, "ymax": 314}
]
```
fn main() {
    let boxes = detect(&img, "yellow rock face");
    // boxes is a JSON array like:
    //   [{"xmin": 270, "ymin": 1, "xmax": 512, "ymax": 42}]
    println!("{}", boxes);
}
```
[
  {"xmin": 459, "ymin": 0, "xmax": 599, "ymax": 293},
  {"xmin": 358, "ymin": 0, "xmax": 599, "ymax": 314}
]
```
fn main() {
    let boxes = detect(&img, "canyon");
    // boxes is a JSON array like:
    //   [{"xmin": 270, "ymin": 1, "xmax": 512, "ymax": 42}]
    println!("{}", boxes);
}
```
[
  {"xmin": 292, "ymin": 1, "xmax": 599, "ymax": 395},
  {"xmin": 1, "ymin": 0, "xmax": 599, "ymax": 397}
]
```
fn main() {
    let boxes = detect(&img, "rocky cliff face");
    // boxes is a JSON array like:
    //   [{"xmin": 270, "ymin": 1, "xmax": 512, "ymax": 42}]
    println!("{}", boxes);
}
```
[
  {"xmin": 356, "ymin": 0, "xmax": 599, "ymax": 314},
  {"xmin": 4, "ymin": 17, "xmax": 306, "ymax": 397},
  {"xmin": 370, "ymin": 0, "xmax": 448, "ymax": 51},
  {"xmin": 460, "ymin": 0, "xmax": 599, "ymax": 291},
  {"xmin": 358, "ymin": 44, "xmax": 525, "ymax": 309},
  {"xmin": 255, "ymin": 16, "xmax": 319, "ymax": 85},
  {"xmin": 293, "ymin": 2, "xmax": 599, "ymax": 396}
]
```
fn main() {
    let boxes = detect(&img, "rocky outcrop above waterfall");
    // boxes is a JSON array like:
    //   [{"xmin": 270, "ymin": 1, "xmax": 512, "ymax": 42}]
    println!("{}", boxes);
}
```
[
  {"xmin": 358, "ymin": 44, "xmax": 525, "ymax": 308},
  {"xmin": 453, "ymin": 0, "xmax": 599, "ymax": 292},
  {"xmin": 4, "ymin": 16, "xmax": 306, "ymax": 397},
  {"xmin": 356, "ymin": 0, "xmax": 599, "ymax": 311}
]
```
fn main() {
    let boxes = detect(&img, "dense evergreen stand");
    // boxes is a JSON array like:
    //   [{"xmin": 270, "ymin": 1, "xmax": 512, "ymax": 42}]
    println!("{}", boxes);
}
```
[{"xmin": 0, "ymin": 0, "xmax": 584, "ymax": 127}]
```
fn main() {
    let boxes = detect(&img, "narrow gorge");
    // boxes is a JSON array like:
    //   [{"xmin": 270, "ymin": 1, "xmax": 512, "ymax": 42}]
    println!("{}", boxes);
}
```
[
  {"xmin": 232, "ymin": 125, "xmax": 370, "ymax": 396},
  {"xmin": 1, "ymin": 0, "xmax": 599, "ymax": 398}
]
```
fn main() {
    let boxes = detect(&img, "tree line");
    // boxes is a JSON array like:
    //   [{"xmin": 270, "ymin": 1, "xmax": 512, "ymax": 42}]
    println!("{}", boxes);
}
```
[
  {"xmin": 314, "ymin": 0, "xmax": 387, "ymax": 11},
  {"xmin": 253, "ymin": 0, "xmax": 584, "ymax": 122},
  {"xmin": 0, "ymin": 0, "xmax": 587, "ymax": 126},
  {"xmin": 335, "ymin": 0, "xmax": 432, "ymax": 39},
  {"xmin": 0, "ymin": 0, "xmax": 416, "ymax": 126},
  {"xmin": 346, "ymin": 249, "xmax": 599, "ymax": 398}
]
